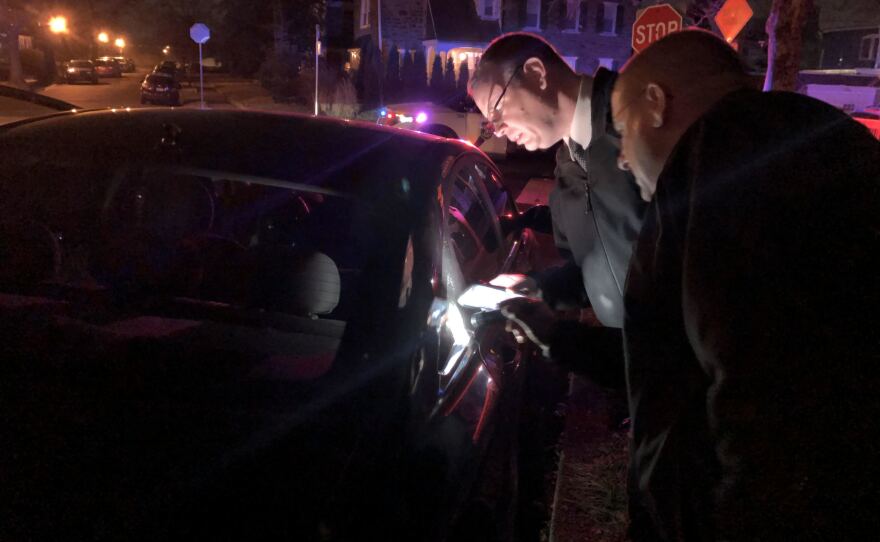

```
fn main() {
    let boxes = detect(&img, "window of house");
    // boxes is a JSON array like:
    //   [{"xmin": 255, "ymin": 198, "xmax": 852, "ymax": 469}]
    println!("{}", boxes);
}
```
[
  {"xmin": 360, "ymin": 0, "xmax": 370, "ymax": 28},
  {"xmin": 597, "ymin": 1, "xmax": 622, "ymax": 35},
  {"xmin": 561, "ymin": 0, "xmax": 583, "ymax": 32},
  {"xmin": 477, "ymin": 0, "xmax": 500, "ymax": 20},
  {"xmin": 524, "ymin": 0, "xmax": 541, "ymax": 29},
  {"xmin": 859, "ymin": 34, "xmax": 879, "ymax": 61}
]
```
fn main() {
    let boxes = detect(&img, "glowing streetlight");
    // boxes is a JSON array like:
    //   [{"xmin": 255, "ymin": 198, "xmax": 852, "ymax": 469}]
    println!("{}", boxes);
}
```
[
  {"xmin": 97, "ymin": 31, "xmax": 109, "ymax": 43},
  {"xmin": 48, "ymin": 16, "xmax": 68, "ymax": 34},
  {"xmin": 162, "ymin": 45, "xmax": 170, "ymax": 55},
  {"xmin": 114, "ymin": 37, "xmax": 125, "ymax": 49}
]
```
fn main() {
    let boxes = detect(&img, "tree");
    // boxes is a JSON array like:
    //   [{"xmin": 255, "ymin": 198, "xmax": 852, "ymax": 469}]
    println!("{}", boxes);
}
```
[
  {"xmin": 1, "ymin": 1, "xmax": 29, "ymax": 87},
  {"xmin": 429, "ymin": 55, "xmax": 443, "ymax": 99},
  {"xmin": 401, "ymin": 48, "xmax": 413, "ymax": 96},
  {"xmin": 457, "ymin": 60, "xmax": 469, "ymax": 94},
  {"xmin": 413, "ymin": 48, "xmax": 428, "ymax": 99},
  {"xmin": 444, "ymin": 55, "xmax": 456, "ymax": 94},
  {"xmin": 685, "ymin": 0, "xmax": 725, "ymax": 29},
  {"xmin": 763, "ymin": 0, "xmax": 813, "ymax": 91},
  {"xmin": 384, "ymin": 45, "xmax": 400, "ymax": 102}
]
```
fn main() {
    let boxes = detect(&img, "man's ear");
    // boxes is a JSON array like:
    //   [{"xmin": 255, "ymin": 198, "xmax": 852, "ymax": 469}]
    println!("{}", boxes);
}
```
[
  {"xmin": 644, "ymin": 82, "xmax": 668, "ymax": 128},
  {"xmin": 522, "ymin": 57, "xmax": 548, "ymax": 90}
]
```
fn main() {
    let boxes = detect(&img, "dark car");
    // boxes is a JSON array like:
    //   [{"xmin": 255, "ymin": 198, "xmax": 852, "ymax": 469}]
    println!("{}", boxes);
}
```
[
  {"xmin": 114, "ymin": 55, "xmax": 136, "ymax": 72},
  {"xmin": 153, "ymin": 60, "xmax": 180, "ymax": 78},
  {"xmin": 63, "ymin": 59, "xmax": 99, "ymax": 84},
  {"xmin": 141, "ymin": 73, "xmax": 182, "ymax": 105},
  {"xmin": 93, "ymin": 57, "xmax": 123, "ymax": 77},
  {"xmin": 0, "ymin": 108, "xmax": 545, "ymax": 541}
]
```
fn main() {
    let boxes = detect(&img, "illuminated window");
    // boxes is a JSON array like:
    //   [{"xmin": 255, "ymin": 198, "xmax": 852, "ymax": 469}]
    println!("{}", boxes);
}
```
[
  {"xmin": 561, "ymin": 0, "xmax": 584, "ymax": 32},
  {"xmin": 859, "ymin": 34, "xmax": 879, "ymax": 61},
  {"xmin": 477, "ymin": 0, "xmax": 500, "ymax": 20},
  {"xmin": 597, "ymin": 2, "xmax": 622, "ymax": 35},
  {"xmin": 524, "ymin": 0, "xmax": 541, "ymax": 29},
  {"xmin": 360, "ymin": 0, "xmax": 371, "ymax": 28}
]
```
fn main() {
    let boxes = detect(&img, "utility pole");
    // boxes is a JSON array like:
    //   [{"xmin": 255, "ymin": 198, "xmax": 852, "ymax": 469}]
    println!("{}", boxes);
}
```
[{"xmin": 315, "ymin": 24, "xmax": 320, "ymax": 116}]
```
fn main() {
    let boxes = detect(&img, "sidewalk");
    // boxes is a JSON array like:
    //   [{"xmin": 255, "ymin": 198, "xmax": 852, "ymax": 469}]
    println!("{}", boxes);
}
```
[
  {"xmin": 210, "ymin": 78, "xmax": 311, "ymax": 114},
  {"xmin": 547, "ymin": 377, "xmax": 630, "ymax": 542}
]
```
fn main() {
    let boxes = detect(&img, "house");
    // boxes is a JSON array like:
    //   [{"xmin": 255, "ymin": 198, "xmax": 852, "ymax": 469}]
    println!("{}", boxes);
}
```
[
  {"xmin": 352, "ymin": 0, "xmax": 637, "ymax": 83},
  {"xmin": 818, "ymin": 1, "xmax": 880, "ymax": 69}
]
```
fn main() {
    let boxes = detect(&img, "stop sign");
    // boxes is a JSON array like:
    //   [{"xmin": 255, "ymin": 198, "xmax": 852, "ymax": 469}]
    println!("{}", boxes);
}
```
[
  {"xmin": 632, "ymin": 4, "xmax": 683, "ymax": 54},
  {"xmin": 189, "ymin": 23, "xmax": 210, "ymax": 45}
]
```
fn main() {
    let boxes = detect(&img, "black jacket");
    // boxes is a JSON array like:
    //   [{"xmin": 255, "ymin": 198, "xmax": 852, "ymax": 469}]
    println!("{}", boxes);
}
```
[
  {"xmin": 624, "ymin": 89, "xmax": 880, "ymax": 541},
  {"xmin": 548, "ymin": 68, "xmax": 645, "ymax": 329},
  {"xmin": 541, "ymin": 69, "xmax": 645, "ymax": 383}
]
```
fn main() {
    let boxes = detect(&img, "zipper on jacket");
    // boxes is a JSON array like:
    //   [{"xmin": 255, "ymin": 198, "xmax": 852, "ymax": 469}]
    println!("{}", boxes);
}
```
[{"xmin": 583, "ymin": 181, "xmax": 592, "ymax": 214}]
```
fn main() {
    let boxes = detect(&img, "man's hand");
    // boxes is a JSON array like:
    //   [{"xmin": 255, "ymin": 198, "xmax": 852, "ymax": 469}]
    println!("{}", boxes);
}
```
[{"xmin": 499, "ymin": 297, "xmax": 557, "ymax": 356}]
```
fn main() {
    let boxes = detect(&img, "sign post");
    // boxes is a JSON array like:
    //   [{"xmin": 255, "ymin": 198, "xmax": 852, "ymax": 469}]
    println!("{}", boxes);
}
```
[
  {"xmin": 631, "ymin": 4, "xmax": 683, "ymax": 54},
  {"xmin": 315, "ymin": 24, "xmax": 320, "ymax": 116},
  {"xmin": 189, "ymin": 23, "xmax": 211, "ymax": 109}
]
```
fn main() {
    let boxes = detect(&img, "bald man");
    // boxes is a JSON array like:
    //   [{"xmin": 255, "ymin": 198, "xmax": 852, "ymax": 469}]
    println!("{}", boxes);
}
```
[{"xmin": 612, "ymin": 30, "xmax": 880, "ymax": 540}]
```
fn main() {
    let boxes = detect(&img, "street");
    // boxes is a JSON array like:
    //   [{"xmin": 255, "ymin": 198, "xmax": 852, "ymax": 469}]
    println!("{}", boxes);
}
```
[{"xmin": 39, "ymin": 67, "xmax": 215, "ymax": 111}]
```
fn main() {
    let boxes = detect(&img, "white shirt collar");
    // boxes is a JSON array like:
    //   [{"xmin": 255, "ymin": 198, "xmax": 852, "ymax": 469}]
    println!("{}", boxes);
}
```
[{"xmin": 564, "ymin": 75, "xmax": 593, "ymax": 150}]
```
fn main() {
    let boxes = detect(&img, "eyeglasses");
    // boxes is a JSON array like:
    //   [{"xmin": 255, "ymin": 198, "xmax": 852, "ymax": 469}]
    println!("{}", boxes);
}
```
[{"xmin": 486, "ymin": 64, "xmax": 524, "ymax": 125}]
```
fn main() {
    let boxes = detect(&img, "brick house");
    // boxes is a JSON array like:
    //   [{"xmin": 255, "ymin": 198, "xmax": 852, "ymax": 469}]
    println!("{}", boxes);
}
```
[{"xmin": 352, "ymin": 0, "xmax": 638, "ymax": 83}]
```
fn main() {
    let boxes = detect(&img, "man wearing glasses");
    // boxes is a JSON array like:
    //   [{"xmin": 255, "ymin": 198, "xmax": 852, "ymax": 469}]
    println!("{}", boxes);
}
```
[{"xmin": 468, "ymin": 32, "xmax": 643, "ymax": 373}]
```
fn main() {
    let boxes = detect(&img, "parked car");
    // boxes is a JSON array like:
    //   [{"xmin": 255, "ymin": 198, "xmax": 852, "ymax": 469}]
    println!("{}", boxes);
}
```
[
  {"xmin": 114, "ymin": 55, "xmax": 136, "ymax": 72},
  {"xmin": 63, "ymin": 59, "xmax": 99, "ymax": 84},
  {"xmin": 141, "ymin": 72, "xmax": 182, "ymax": 105},
  {"xmin": 93, "ymin": 57, "xmax": 122, "ymax": 77},
  {"xmin": 0, "ymin": 108, "xmax": 545, "ymax": 541},
  {"xmin": 365, "ymin": 94, "xmax": 509, "ymax": 158},
  {"xmin": 153, "ymin": 60, "xmax": 180, "ymax": 77}
]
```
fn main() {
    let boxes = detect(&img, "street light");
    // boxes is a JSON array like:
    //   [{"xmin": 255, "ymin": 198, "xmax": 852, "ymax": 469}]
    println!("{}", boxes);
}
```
[
  {"xmin": 114, "ymin": 38, "xmax": 125, "ymax": 49},
  {"xmin": 97, "ymin": 31, "xmax": 109, "ymax": 43},
  {"xmin": 48, "ymin": 16, "xmax": 68, "ymax": 34}
]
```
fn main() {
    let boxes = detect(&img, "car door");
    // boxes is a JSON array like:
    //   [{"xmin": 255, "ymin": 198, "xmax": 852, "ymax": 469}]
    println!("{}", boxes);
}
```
[{"xmin": 425, "ymin": 155, "xmax": 527, "ymax": 427}]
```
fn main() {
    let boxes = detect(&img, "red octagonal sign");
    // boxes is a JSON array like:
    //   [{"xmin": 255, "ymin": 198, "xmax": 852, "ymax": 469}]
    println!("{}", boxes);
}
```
[{"xmin": 632, "ymin": 3, "xmax": 683, "ymax": 54}]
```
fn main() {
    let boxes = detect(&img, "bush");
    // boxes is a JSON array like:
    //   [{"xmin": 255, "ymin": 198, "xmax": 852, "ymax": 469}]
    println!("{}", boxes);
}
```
[
  {"xmin": 20, "ymin": 49, "xmax": 47, "ymax": 81},
  {"xmin": 258, "ymin": 51, "xmax": 302, "ymax": 100}
]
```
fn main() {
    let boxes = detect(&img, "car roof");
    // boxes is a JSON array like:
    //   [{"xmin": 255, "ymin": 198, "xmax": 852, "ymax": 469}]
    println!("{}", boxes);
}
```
[{"xmin": 1, "ymin": 108, "xmax": 481, "ymax": 193}]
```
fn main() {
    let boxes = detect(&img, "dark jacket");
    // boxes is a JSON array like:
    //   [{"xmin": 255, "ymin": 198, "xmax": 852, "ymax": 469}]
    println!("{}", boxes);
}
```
[
  {"xmin": 624, "ymin": 89, "xmax": 880, "ymax": 541},
  {"xmin": 541, "ymin": 69, "xmax": 645, "ymax": 383},
  {"xmin": 548, "ymin": 68, "xmax": 645, "ymax": 329}
]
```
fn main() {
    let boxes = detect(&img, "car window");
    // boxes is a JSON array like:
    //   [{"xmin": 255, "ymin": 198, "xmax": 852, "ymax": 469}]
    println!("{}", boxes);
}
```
[
  {"xmin": 473, "ymin": 162, "xmax": 511, "ymax": 216},
  {"xmin": 445, "ymin": 159, "xmax": 504, "ymax": 282},
  {"xmin": 0, "ymin": 165, "xmax": 372, "ymax": 323}
]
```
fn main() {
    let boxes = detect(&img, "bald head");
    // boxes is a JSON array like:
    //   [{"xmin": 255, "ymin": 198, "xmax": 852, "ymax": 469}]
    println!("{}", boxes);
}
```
[
  {"xmin": 619, "ymin": 29, "xmax": 751, "ymax": 110},
  {"xmin": 611, "ymin": 30, "xmax": 754, "ymax": 201}
]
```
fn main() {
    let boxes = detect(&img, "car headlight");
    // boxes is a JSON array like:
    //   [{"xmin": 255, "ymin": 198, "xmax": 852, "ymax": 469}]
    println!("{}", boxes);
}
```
[{"xmin": 67, "ymin": 68, "xmax": 76, "ymax": 73}]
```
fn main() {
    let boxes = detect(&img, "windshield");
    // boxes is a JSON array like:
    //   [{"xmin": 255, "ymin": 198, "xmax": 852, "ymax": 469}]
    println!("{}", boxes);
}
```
[
  {"xmin": 70, "ymin": 60, "xmax": 92, "ymax": 68},
  {"xmin": 146, "ymin": 75, "xmax": 173, "ymax": 84}
]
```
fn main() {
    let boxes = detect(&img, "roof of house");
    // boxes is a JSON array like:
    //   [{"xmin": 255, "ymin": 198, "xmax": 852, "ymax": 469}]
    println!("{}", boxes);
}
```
[{"xmin": 425, "ymin": 0, "xmax": 501, "ymax": 44}]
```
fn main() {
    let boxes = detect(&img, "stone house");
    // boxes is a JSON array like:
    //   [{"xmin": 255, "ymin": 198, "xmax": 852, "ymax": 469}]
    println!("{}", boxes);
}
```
[{"xmin": 351, "ymin": 0, "xmax": 638, "ymax": 83}]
